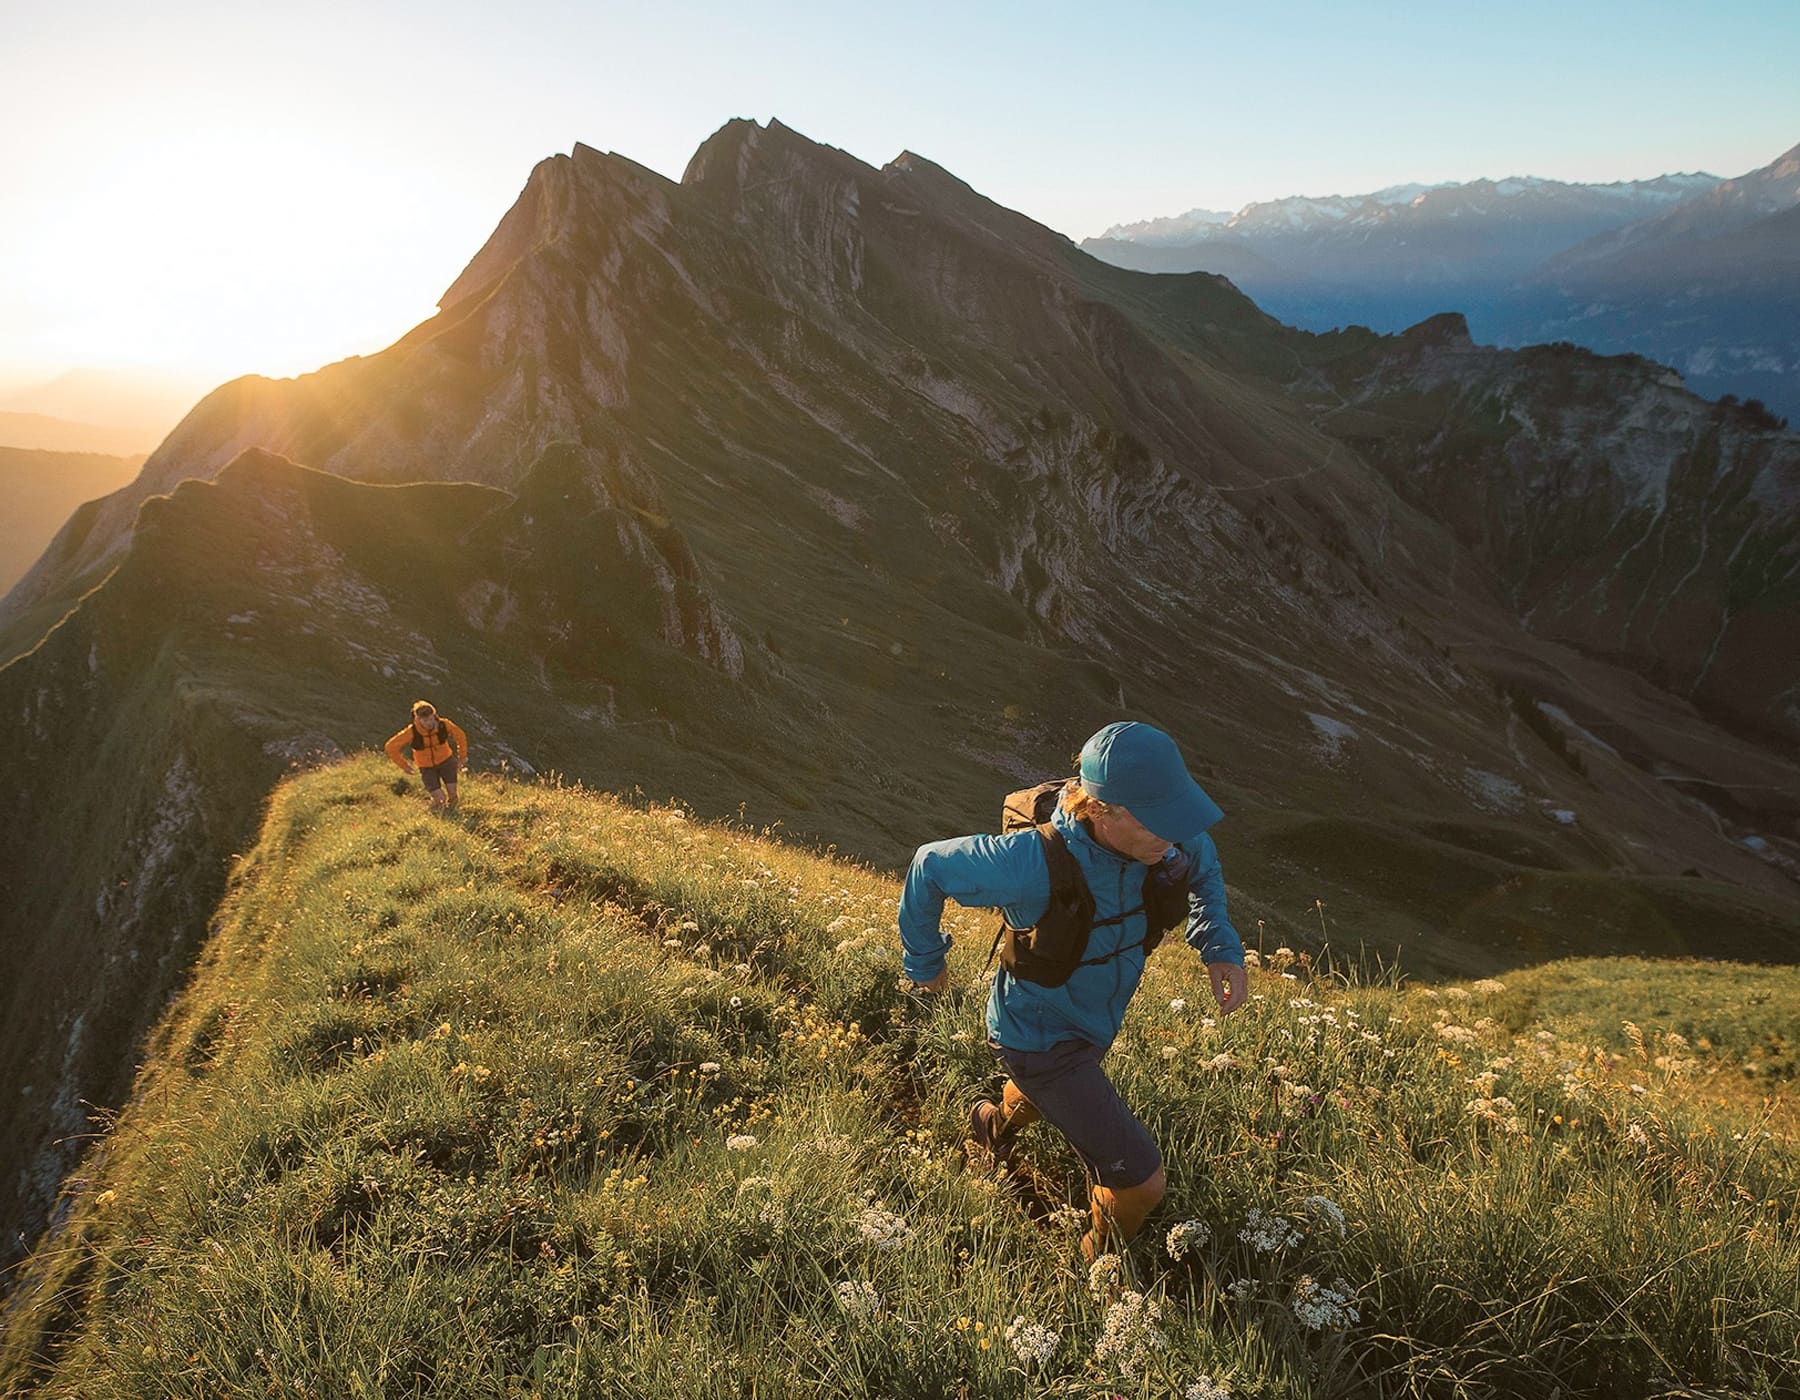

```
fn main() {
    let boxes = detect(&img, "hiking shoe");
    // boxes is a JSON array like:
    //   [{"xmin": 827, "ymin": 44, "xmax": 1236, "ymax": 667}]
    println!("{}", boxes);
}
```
[{"xmin": 963, "ymin": 1097, "xmax": 1021, "ymax": 1170}]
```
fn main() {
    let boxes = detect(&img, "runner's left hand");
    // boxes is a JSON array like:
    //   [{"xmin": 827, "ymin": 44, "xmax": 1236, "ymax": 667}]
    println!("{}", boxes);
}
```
[{"xmin": 1207, "ymin": 961, "xmax": 1249, "ymax": 1015}]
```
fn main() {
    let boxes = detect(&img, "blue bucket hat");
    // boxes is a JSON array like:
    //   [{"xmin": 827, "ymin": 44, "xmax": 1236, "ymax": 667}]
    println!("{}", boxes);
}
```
[{"xmin": 1078, "ymin": 721, "xmax": 1223, "ymax": 842}]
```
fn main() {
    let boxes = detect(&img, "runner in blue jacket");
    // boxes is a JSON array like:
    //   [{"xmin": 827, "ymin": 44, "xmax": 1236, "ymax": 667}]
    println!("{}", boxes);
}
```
[{"xmin": 897, "ymin": 721, "xmax": 1248, "ymax": 1259}]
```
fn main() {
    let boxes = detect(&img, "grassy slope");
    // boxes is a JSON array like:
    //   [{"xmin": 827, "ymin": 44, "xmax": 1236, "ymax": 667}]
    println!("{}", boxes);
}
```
[{"xmin": 3, "ymin": 759, "xmax": 1795, "ymax": 1398}]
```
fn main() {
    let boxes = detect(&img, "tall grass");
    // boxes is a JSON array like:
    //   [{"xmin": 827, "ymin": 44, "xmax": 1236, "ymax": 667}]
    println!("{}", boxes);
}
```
[{"xmin": 3, "ymin": 757, "xmax": 1795, "ymax": 1398}]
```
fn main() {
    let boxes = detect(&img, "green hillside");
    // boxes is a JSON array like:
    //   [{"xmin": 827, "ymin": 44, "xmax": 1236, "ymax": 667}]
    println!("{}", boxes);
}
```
[{"xmin": 4, "ymin": 759, "xmax": 1795, "ymax": 1398}]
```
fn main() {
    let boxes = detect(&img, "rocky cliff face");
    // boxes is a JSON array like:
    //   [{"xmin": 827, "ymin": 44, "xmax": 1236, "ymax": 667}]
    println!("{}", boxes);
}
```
[
  {"xmin": 1299, "ymin": 316, "xmax": 1800, "ymax": 760},
  {"xmin": 3, "ymin": 118, "xmax": 1797, "ymax": 1273}
]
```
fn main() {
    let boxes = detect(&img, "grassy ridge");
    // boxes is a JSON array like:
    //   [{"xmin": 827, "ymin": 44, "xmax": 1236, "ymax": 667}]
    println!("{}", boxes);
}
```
[{"xmin": 3, "ymin": 758, "xmax": 1796, "ymax": 1397}]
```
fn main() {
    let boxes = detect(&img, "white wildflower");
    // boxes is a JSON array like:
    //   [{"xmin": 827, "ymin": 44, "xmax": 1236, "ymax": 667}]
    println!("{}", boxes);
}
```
[
  {"xmin": 1291, "ymin": 1275, "xmax": 1360, "ymax": 1330},
  {"xmin": 735, "ymin": 1176, "xmax": 786, "ymax": 1229},
  {"xmin": 805, "ymin": 1132, "xmax": 855, "ymax": 1161},
  {"xmin": 699, "ymin": 1061, "xmax": 722, "ymax": 1075},
  {"xmin": 1048, "ymin": 1203, "xmax": 1087, "ymax": 1231},
  {"xmin": 729, "ymin": 996, "xmax": 743, "ymax": 1009},
  {"xmin": 834, "ymin": 1279, "xmax": 880, "ymax": 1319},
  {"xmin": 1241, "ymin": 949, "xmax": 1262, "ymax": 968},
  {"xmin": 1005, "ymin": 1315, "xmax": 1060, "ymax": 1368},
  {"xmin": 1161, "ymin": 1045, "xmax": 1179, "ymax": 1061},
  {"xmin": 1166, "ymin": 1219, "xmax": 1211, "ymax": 1260},
  {"xmin": 1239, "ymin": 1207, "xmax": 1301, "ymax": 1253},
  {"xmin": 1226, "ymin": 1277, "xmax": 1255, "ymax": 1302},
  {"xmin": 1087, "ymin": 1252, "xmax": 1123, "ymax": 1300},
  {"xmin": 1464, "ymin": 1097, "xmax": 1521, "ymax": 1133},
  {"xmin": 1169, "ymin": 998, "xmax": 1188, "ymax": 1014},
  {"xmin": 1301, "ymin": 1195, "xmax": 1347, "ymax": 1238},
  {"xmin": 1472, "ymin": 978, "xmax": 1506, "ymax": 995},
  {"xmin": 1437, "ymin": 1024, "xmax": 1480, "ymax": 1046},
  {"xmin": 726, "ymin": 1134, "xmax": 759, "ymax": 1152},
  {"xmin": 1186, "ymin": 1379, "xmax": 1232, "ymax": 1400},
  {"xmin": 857, "ymin": 1206, "xmax": 914, "ymax": 1250},
  {"xmin": 1445, "ymin": 987, "xmax": 1471, "ymax": 1002},
  {"xmin": 1468, "ymin": 1070, "xmax": 1499, "ymax": 1096},
  {"xmin": 1094, "ymin": 1290, "xmax": 1166, "ymax": 1377},
  {"xmin": 1203, "ymin": 1052, "xmax": 1239, "ymax": 1071},
  {"xmin": 1626, "ymin": 1121, "xmax": 1650, "ymax": 1148}
]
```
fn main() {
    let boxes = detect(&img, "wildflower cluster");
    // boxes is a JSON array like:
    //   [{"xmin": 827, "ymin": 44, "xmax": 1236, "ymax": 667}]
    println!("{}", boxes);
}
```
[
  {"xmin": 1166, "ymin": 1218, "xmax": 1211, "ymax": 1260},
  {"xmin": 1239, "ymin": 1206, "xmax": 1302, "ymax": 1253},
  {"xmin": 1094, "ymin": 1291, "xmax": 1167, "ymax": 1377},
  {"xmin": 1300, "ymin": 1195, "xmax": 1347, "ymax": 1238},
  {"xmin": 779, "ymin": 1001, "xmax": 866, "ymax": 1063},
  {"xmin": 1186, "ymin": 1379, "xmax": 1232, "ymax": 1400},
  {"xmin": 1465, "ymin": 1093, "xmax": 1522, "ymax": 1133},
  {"xmin": 1291, "ymin": 1275, "xmax": 1360, "ymax": 1330},
  {"xmin": 834, "ymin": 1280, "xmax": 879, "ymax": 1319},
  {"xmin": 1004, "ymin": 1315, "xmax": 1060, "ymax": 1368},
  {"xmin": 856, "ymin": 1204, "xmax": 914, "ymax": 1250},
  {"xmin": 1088, "ymin": 1252, "xmax": 1123, "ymax": 1300},
  {"xmin": 734, "ymin": 1175, "xmax": 785, "ymax": 1229}
]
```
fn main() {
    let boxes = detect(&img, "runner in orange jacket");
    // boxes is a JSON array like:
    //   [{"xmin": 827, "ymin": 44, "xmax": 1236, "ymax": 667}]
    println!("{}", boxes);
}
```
[{"xmin": 384, "ymin": 700, "xmax": 469, "ymax": 810}]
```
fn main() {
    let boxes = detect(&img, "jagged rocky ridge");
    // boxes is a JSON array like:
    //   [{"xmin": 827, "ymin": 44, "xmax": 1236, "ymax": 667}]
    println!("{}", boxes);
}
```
[{"xmin": 2, "ymin": 117, "xmax": 1798, "ymax": 1273}]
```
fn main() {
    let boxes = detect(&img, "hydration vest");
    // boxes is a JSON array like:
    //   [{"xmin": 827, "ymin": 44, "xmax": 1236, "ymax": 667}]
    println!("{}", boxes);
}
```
[
  {"xmin": 410, "ymin": 718, "xmax": 457, "ymax": 762},
  {"xmin": 987, "ymin": 779, "xmax": 1191, "ymax": 988}
]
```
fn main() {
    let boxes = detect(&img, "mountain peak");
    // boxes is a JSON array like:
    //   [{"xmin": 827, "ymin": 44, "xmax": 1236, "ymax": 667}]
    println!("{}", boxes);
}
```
[
  {"xmin": 681, "ymin": 116, "xmax": 862, "ymax": 192},
  {"xmin": 1398, "ymin": 310, "xmax": 1473, "ymax": 348},
  {"xmin": 438, "ymin": 140, "xmax": 675, "ymax": 313}
]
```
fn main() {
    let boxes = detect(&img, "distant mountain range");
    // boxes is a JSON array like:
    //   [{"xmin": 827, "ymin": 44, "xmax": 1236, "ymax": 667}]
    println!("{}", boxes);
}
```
[
  {"xmin": 0, "ymin": 370, "xmax": 211, "ymax": 456},
  {"xmin": 1085, "ymin": 144, "xmax": 1800, "ymax": 421},
  {"xmin": 1, "ymin": 118, "xmax": 1796, "ymax": 1272}
]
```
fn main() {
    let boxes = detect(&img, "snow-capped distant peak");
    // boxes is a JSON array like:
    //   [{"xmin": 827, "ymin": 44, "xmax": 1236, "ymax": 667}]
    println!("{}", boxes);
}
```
[
  {"xmin": 1097, "ymin": 206, "xmax": 1233, "ymax": 245},
  {"xmin": 1098, "ymin": 169, "xmax": 1728, "ymax": 247},
  {"xmin": 1373, "ymin": 181, "xmax": 1454, "ymax": 206}
]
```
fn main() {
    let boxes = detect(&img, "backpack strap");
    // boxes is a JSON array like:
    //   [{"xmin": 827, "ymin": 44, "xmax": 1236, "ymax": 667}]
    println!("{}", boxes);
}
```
[{"xmin": 984, "ymin": 823, "xmax": 1086, "ymax": 974}]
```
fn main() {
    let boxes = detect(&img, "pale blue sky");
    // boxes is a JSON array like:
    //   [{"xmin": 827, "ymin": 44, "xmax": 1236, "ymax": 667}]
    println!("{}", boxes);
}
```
[{"xmin": 3, "ymin": 0, "xmax": 1796, "ymax": 385}]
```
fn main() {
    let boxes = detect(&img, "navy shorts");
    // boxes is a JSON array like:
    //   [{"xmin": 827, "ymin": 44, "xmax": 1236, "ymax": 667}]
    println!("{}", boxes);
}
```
[
  {"xmin": 419, "ymin": 757, "xmax": 459, "ymax": 792},
  {"xmin": 993, "ymin": 1038, "xmax": 1161, "ymax": 1189}
]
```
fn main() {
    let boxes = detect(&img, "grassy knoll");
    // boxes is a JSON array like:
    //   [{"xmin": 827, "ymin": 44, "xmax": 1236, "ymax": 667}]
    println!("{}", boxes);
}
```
[{"xmin": 3, "ymin": 758, "xmax": 1796, "ymax": 1398}]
